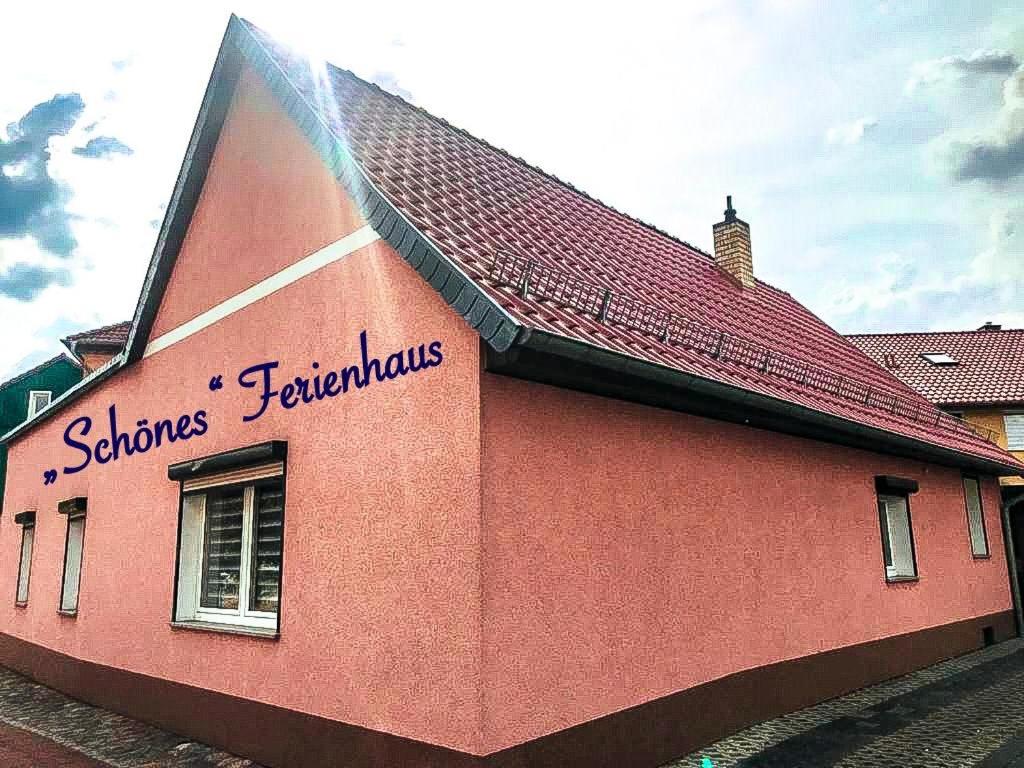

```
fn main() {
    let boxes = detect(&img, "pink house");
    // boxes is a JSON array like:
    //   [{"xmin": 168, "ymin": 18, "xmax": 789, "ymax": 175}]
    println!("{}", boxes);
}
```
[{"xmin": 2, "ymin": 17, "xmax": 1022, "ymax": 768}]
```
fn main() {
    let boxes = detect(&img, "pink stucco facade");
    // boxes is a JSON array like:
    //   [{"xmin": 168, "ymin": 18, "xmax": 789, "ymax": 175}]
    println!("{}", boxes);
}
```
[
  {"xmin": 2, "ymin": 68, "xmax": 485, "ymax": 753},
  {"xmin": 0, "ymin": 61, "xmax": 1014, "ymax": 763},
  {"xmin": 479, "ymin": 374, "xmax": 1011, "ymax": 751}
]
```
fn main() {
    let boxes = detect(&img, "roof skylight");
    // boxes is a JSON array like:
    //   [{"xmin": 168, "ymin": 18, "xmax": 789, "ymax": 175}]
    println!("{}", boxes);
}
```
[{"xmin": 921, "ymin": 352, "xmax": 958, "ymax": 366}]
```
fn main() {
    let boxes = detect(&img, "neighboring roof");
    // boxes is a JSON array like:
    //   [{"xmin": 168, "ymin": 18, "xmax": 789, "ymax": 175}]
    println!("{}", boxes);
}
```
[
  {"xmin": 0, "ymin": 354, "xmax": 81, "ymax": 395},
  {"xmin": 62, "ymin": 321, "xmax": 131, "ymax": 354},
  {"xmin": 7, "ymin": 16, "xmax": 1022, "ymax": 476},
  {"xmin": 847, "ymin": 328, "xmax": 1024, "ymax": 407}
]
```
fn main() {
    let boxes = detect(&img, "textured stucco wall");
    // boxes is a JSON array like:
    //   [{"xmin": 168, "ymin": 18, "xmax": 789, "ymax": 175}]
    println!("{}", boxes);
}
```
[
  {"xmin": 479, "ymin": 373, "xmax": 1013, "ymax": 752},
  {"xmin": 1, "ymin": 66, "xmax": 484, "ymax": 754},
  {"xmin": 149, "ymin": 67, "xmax": 365, "ymax": 340}
]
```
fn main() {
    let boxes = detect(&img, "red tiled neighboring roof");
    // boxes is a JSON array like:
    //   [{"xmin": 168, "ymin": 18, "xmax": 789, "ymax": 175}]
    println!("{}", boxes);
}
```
[
  {"xmin": 62, "ymin": 321, "xmax": 131, "ymax": 351},
  {"xmin": 847, "ymin": 328, "xmax": 1024, "ymax": 407},
  {"xmin": 239, "ymin": 21, "xmax": 1021, "ymax": 471}
]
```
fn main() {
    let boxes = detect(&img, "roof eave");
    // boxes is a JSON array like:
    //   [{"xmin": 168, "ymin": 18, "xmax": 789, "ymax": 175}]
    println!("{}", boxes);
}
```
[
  {"xmin": 508, "ymin": 330, "xmax": 1023, "ymax": 477},
  {"xmin": 940, "ymin": 399, "xmax": 1024, "ymax": 411},
  {"xmin": 123, "ymin": 18, "xmax": 246, "ymax": 364}
]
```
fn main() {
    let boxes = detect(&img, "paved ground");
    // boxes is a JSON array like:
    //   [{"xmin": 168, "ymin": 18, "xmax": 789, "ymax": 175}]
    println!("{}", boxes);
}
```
[
  {"xmin": 0, "ymin": 641, "xmax": 1023, "ymax": 766},
  {"xmin": 0, "ymin": 721, "xmax": 108, "ymax": 767},
  {"xmin": 669, "ymin": 637, "xmax": 1024, "ymax": 767},
  {"xmin": 0, "ymin": 666, "xmax": 259, "ymax": 767}
]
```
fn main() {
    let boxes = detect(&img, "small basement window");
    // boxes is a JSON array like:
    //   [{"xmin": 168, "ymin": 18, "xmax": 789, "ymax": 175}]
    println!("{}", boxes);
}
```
[
  {"xmin": 962, "ymin": 476, "xmax": 989, "ymax": 558},
  {"xmin": 920, "ymin": 352, "xmax": 958, "ymax": 366},
  {"xmin": 26, "ymin": 390, "xmax": 52, "ymax": 418},
  {"xmin": 171, "ymin": 442, "xmax": 286, "ymax": 635},
  {"xmin": 58, "ymin": 497, "xmax": 88, "ymax": 614},
  {"xmin": 14, "ymin": 511, "xmax": 36, "ymax": 606}
]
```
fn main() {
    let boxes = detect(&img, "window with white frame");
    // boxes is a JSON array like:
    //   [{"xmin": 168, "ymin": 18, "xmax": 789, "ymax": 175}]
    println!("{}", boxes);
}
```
[
  {"xmin": 26, "ymin": 390, "xmax": 52, "ymax": 418},
  {"xmin": 59, "ymin": 497, "xmax": 88, "ymax": 614},
  {"xmin": 14, "ymin": 512, "xmax": 36, "ymax": 605},
  {"xmin": 962, "ymin": 476, "xmax": 989, "ymax": 558},
  {"xmin": 878, "ymin": 494, "xmax": 917, "ymax": 580},
  {"xmin": 175, "ymin": 462, "xmax": 284, "ymax": 631},
  {"xmin": 1006, "ymin": 414, "xmax": 1024, "ymax": 451}
]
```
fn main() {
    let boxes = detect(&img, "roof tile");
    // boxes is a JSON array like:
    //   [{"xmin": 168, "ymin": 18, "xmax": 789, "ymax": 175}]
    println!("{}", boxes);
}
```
[
  {"xmin": 241, "ymin": 21, "xmax": 1020, "ymax": 471},
  {"xmin": 848, "ymin": 329, "xmax": 1024, "ymax": 407}
]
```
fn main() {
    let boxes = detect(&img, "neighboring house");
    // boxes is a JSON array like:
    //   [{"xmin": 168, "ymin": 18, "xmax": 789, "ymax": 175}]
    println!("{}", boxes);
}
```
[
  {"xmin": 848, "ymin": 325, "xmax": 1024, "ymax": 494},
  {"xmin": 0, "ymin": 355, "xmax": 82, "ymax": 513},
  {"xmin": 61, "ymin": 321, "xmax": 131, "ymax": 374},
  {"xmin": 1, "ymin": 17, "xmax": 1023, "ymax": 768},
  {"xmin": 0, "ymin": 323, "xmax": 130, "ymax": 513},
  {"xmin": 849, "ymin": 324, "xmax": 1024, "ymax": 622}
]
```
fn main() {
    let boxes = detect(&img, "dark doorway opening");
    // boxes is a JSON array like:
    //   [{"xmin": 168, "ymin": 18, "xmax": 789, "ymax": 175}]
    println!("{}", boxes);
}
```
[{"xmin": 1010, "ymin": 505, "xmax": 1024, "ymax": 604}]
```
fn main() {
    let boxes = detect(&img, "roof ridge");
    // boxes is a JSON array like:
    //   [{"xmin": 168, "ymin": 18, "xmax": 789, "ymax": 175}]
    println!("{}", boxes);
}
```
[
  {"xmin": 327, "ymin": 61, "xmax": 721, "ymax": 261},
  {"xmin": 62, "ymin": 319, "xmax": 131, "ymax": 343},
  {"xmin": 847, "ymin": 328, "xmax": 1024, "ymax": 338}
]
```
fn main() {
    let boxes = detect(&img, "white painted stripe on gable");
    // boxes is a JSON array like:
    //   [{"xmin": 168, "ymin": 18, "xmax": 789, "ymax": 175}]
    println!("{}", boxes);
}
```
[{"xmin": 143, "ymin": 224, "xmax": 381, "ymax": 359}]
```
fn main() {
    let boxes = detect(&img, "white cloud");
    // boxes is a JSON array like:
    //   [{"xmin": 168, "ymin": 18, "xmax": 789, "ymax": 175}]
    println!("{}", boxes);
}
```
[
  {"xmin": 971, "ymin": 205, "xmax": 1024, "ymax": 284},
  {"xmin": 825, "ymin": 117, "xmax": 878, "ymax": 146},
  {"xmin": 945, "ymin": 67, "xmax": 1024, "ymax": 182},
  {"xmin": 906, "ymin": 48, "xmax": 1020, "ymax": 94}
]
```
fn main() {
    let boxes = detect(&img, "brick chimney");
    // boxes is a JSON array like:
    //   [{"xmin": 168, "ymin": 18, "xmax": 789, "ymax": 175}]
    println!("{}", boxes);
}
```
[{"xmin": 712, "ymin": 195, "xmax": 755, "ymax": 288}]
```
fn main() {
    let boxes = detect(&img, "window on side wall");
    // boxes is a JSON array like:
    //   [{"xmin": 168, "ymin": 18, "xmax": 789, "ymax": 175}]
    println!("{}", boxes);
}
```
[
  {"xmin": 14, "ymin": 511, "xmax": 36, "ymax": 606},
  {"xmin": 962, "ymin": 476, "xmax": 989, "ymax": 558},
  {"xmin": 1006, "ymin": 414, "xmax": 1024, "ymax": 451},
  {"xmin": 171, "ymin": 442, "xmax": 286, "ymax": 635},
  {"xmin": 878, "ymin": 495, "xmax": 917, "ymax": 580},
  {"xmin": 26, "ymin": 390, "xmax": 52, "ymax": 418},
  {"xmin": 875, "ymin": 476, "xmax": 919, "ymax": 582},
  {"xmin": 58, "ymin": 497, "xmax": 88, "ymax": 614}
]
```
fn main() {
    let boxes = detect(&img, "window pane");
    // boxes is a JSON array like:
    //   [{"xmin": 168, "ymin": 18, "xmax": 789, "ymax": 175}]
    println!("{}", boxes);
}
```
[
  {"xmin": 1005, "ymin": 414, "xmax": 1024, "ymax": 451},
  {"xmin": 61, "ymin": 518, "xmax": 85, "ymax": 612},
  {"xmin": 878, "ymin": 501, "xmax": 893, "ymax": 567},
  {"xmin": 885, "ymin": 497, "xmax": 915, "ymax": 578},
  {"xmin": 250, "ymin": 482, "xmax": 283, "ymax": 613},
  {"xmin": 200, "ymin": 487, "xmax": 245, "ymax": 610},
  {"xmin": 16, "ymin": 527, "xmax": 34, "ymax": 603},
  {"xmin": 963, "ymin": 477, "xmax": 988, "ymax": 556}
]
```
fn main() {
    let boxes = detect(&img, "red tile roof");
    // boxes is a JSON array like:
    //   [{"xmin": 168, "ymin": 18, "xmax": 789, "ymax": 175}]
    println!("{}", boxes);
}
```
[
  {"xmin": 62, "ymin": 321, "xmax": 131, "ymax": 351},
  {"xmin": 847, "ymin": 328, "xmax": 1024, "ymax": 407},
  {"xmin": 240, "ymin": 21, "xmax": 1021, "ymax": 471}
]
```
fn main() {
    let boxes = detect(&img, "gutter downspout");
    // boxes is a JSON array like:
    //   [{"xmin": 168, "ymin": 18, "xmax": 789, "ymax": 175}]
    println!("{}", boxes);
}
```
[{"xmin": 1001, "ymin": 501, "xmax": 1024, "ymax": 637}]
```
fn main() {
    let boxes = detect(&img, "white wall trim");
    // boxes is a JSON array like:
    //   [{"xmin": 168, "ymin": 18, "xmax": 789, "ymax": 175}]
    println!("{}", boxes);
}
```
[{"xmin": 143, "ymin": 224, "xmax": 380, "ymax": 359}]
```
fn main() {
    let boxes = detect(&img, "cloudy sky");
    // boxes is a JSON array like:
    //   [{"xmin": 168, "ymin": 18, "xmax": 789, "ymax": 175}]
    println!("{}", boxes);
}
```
[{"xmin": 1, "ymin": 0, "xmax": 1022, "ymax": 380}]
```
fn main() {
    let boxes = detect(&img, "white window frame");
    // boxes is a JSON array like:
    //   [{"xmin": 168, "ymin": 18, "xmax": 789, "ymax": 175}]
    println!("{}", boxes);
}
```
[
  {"xmin": 175, "ymin": 463, "xmax": 283, "ymax": 632},
  {"xmin": 920, "ymin": 352, "xmax": 957, "ymax": 366},
  {"xmin": 878, "ymin": 493, "xmax": 917, "ymax": 581},
  {"xmin": 15, "ymin": 523, "xmax": 35, "ymax": 605},
  {"xmin": 59, "ymin": 514, "xmax": 86, "ymax": 614},
  {"xmin": 26, "ymin": 390, "xmax": 52, "ymax": 418},
  {"xmin": 962, "ymin": 476, "xmax": 989, "ymax": 558},
  {"xmin": 1005, "ymin": 413, "xmax": 1024, "ymax": 451}
]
